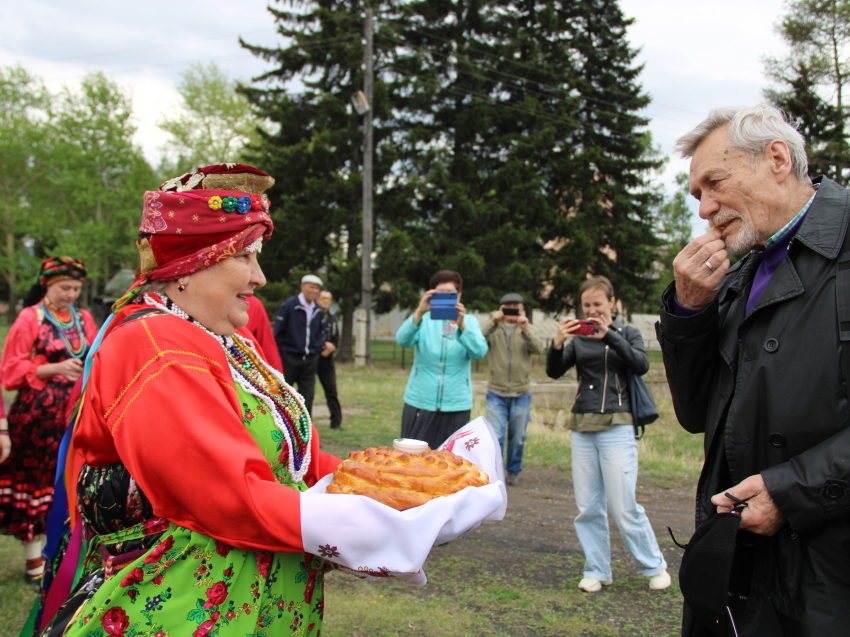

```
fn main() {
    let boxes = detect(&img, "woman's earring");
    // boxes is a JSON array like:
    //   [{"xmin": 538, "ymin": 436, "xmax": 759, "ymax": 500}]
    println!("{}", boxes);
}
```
[{"xmin": 177, "ymin": 282, "xmax": 186, "ymax": 292}]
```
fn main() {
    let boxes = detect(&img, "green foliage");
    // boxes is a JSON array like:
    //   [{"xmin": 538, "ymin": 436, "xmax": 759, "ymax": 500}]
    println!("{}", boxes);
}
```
[
  {"xmin": 156, "ymin": 62, "xmax": 266, "ymax": 176},
  {"xmin": 377, "ymin": 0, "xmax": 662, "ymax": 315},
  {"xmin": 0, "ymin": 65, "xmax": 52, "ymax": 311},
  {"xmin": 42, "ymin": 71, "xmax": 155, "ymax": 300},
  {"xmin": 637, "ymin": 172, "xmax": 692, "ymax": 311},
  {"xmin": 764, "ymin": 0, "xmax": 850, "ymax": 182},
  {"xmin": 0, "ymin": 65, "xmax": 155, "ymax": 317},
  {"xmin": 241, "ymin": 0, "xmax": 401, "ymax": 358},
  {"xmin": 243, "ymin": 0, "xmax": 662, "ymax": 340}
]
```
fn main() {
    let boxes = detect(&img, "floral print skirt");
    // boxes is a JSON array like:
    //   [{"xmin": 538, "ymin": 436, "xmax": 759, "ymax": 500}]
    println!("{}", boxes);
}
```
[{"xmin": 42, "ymin": 519, "xmax": 325, "ymax": 637}]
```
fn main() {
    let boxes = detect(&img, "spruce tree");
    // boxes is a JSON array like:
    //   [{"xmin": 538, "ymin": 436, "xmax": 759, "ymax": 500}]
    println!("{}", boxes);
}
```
[
  {"xmin": 241, "ymin": 0, "xmax": 406, "ymax": 359},
  {"xmin": 375, "ymin": 0, "xmax": 661, "ymax": 313},
  {"xmin": 765, "ymin": 59, "xmax": 844, "ymax": 181},
  {"xmin": 243, "ymin": 0, "xmax": 661, "ymax": 332},
  {"xmin": 764, "ymin": 0, "xmax": 850, "ymax": 183}
]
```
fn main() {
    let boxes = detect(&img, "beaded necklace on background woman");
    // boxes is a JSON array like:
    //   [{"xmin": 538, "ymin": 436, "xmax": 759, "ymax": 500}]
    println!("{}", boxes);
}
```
[{"xmin": 0, "ymin": 257, "xmax": 97, "ymax": 584}]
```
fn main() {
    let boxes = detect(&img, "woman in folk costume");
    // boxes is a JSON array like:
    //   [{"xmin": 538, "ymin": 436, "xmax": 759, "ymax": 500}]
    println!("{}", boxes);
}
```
[
  {"xmin": 38, "ymin": 164, "xmax": 502, "ymax": 637},
  {"xmin": 0, "ymin": 257, "xmax": 97, "ymax": 584}
]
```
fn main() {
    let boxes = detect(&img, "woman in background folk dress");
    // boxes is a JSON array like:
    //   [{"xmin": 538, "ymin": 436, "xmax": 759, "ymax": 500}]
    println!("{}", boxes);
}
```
[{"xmin": 0, "ymin": 256, "xmax": 97, "ymax": 584}]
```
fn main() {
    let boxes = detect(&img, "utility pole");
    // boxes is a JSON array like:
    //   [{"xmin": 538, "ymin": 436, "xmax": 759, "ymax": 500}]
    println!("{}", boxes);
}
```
[{"xmin": 355, "ymin": 7, "xmax": 374, "ymax": 367}]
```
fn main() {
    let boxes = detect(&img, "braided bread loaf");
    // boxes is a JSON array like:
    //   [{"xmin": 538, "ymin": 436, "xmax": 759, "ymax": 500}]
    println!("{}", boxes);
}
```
[{"xmin": 326, "ymin": 446, "xmax": 489, "ymax": 511}]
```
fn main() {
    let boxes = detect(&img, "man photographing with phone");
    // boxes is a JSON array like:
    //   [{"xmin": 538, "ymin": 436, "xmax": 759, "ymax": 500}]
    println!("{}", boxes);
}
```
[{"xmin": 481, "ymin": 293, "xmax": 543, "ymax": 486}]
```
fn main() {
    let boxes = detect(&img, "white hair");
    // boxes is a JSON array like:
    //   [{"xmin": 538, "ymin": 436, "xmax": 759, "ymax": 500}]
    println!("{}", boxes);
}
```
[{"xmin": 674, "ymin": 104, "xmax": 811, "ymax": 184}]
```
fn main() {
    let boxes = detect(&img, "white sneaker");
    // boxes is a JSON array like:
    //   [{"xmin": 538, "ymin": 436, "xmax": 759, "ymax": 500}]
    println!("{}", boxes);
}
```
[
  {"xmin": 578, "ymin": 577, "xmax": 613, "ymax": 592},
  {"xmin": 648, "ymin": 568, "xmax": 672, "ymax": 591}
]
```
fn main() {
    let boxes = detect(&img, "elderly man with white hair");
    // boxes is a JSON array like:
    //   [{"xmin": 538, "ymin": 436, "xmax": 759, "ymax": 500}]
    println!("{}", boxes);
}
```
[{"xmin": 658, "ymin": 104, "xmax": 850, "ymax": 636}]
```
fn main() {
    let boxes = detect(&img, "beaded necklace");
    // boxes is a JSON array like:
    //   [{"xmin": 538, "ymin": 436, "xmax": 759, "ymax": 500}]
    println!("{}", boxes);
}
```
[
  {"xmin": 142, "ymin": 293, "xmax": 313, "ymax": 482},
  {"xmin": 41, "ymin": 302, "xmax": 87, "ymax": 359}
]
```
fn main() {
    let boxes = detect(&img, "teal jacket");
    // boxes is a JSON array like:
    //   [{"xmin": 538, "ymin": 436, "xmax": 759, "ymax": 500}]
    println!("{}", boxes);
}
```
[{"xmin": 396, "ymin": 313, "xmax": 488, "ymax": 411}]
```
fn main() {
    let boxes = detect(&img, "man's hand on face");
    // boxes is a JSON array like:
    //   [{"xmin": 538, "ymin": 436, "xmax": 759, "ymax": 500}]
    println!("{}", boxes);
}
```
[
  {"xmin": 711, "ymin": 474, "xmax": 786, "ymax": 536},
  {"xmin": 672, "ymin": 230, "xmax": 730, "ymax": 310},
  {"xmin": 492, "ymin": 310, "xmax": 504, "ymax": 324}
]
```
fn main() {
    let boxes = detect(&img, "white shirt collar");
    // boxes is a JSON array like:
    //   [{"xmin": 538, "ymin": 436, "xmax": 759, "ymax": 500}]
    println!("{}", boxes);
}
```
[{"xmin": 298, "ymin": 292, "xmax": 316, "ymax": 311}]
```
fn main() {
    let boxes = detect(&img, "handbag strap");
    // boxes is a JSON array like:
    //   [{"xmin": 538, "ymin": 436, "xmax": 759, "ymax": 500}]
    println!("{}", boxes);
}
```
[
  {"xmin": 623, "ymin": 325, "xmax": 645, "ymax": 440},
  {"xmin": 631, "ymin": 370, "xmax": 645, "ymax": 440}
]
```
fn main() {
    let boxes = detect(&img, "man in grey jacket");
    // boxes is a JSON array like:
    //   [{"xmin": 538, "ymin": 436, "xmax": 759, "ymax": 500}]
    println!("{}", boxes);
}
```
[
  {"xmin": 481, "ymin": 293, "xmax": 544, "ymax": 486},
  {"xmin": 658, "ymin": 104, "xmax": 850, "ymax": 635}
]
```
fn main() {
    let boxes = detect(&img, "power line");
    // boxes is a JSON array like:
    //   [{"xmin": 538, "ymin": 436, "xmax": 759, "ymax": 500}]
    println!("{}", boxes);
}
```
[
  {"xmin": 376, "ymin": 32, "xmax": 665, "ymax": 128},
  {"xmin": 43, "ymin": 52, "xmax": 255, "ymax": 83},
  {"xmin": 383, "ymin": 62, "xmax": 648, "ymax": 141},
  {"xmin": 41, "ymin": 38, "xmax": 354, "ymax": 84},
  {"xmin": 46, "ymin": 28, "xmax": 278, "ymax": 63},
  {"xmin": 377, "ymin": 31, "xmax": 698, "ymax": 131},
  {"xmin": 378, "ymin": 25, "xmax": 706, "ymax": 120}
]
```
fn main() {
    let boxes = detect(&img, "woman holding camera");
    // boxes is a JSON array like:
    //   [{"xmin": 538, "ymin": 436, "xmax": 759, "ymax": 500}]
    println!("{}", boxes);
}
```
[
  {"xmin": 396, "ymin": 270, "xmax": 487, "ymax": 449},
  {"xmin": 546, "ymin": 276, "xmax": 669, "ymax": 593}
]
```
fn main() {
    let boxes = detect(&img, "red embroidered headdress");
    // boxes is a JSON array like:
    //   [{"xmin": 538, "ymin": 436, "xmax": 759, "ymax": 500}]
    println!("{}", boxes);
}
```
[{"xmin": 114, "ymin": 163, "xmax": 275, "ymax": 311}]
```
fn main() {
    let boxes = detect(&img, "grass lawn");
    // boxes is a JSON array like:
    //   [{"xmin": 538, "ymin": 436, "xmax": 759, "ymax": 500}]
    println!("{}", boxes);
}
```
[{"xmin": 0, "ymin": 355, "xmax": 703, "ymax": 637}]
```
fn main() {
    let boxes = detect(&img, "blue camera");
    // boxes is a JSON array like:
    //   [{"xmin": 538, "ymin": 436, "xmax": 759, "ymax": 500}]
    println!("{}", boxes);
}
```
[{"xmin": 430, "ymin": 292, "xmax": 458, "ymax": 320}]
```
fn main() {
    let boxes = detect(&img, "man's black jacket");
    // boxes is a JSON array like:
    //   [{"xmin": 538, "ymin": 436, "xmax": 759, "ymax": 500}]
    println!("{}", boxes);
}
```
[
  {"xmin": 274, "ymin": 296, "xmax": 324, "ymax": 357},
  {"xmin": 657, "ymin": 177, "xmax": 850, "ymax": 635}
]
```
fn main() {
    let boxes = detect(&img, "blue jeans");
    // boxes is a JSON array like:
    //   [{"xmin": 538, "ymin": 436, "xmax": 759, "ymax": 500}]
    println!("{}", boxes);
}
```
[
  {"xmin": 485, "ymin": 391, "xmax": 532, "ymax": 475},
  {"xmin": 571, "ymin": 424, "xmax": 665, "ymax": 581}
]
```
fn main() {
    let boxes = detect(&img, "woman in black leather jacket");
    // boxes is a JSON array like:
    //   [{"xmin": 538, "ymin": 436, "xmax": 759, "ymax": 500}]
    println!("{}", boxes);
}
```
[{"xmin": 546, "ymin": 276, "xmax": 669, "ymax": 593}]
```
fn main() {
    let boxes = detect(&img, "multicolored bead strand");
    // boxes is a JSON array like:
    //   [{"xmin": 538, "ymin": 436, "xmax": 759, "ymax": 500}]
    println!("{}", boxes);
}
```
[
  {"xmin": 143, "ymin": 292, "xmax": 312, "ymax": 482},
  {"xmin": 224, "ymin": 336, "xmax": 312, "ymax": 482},
  {"xmin": 41, "ymin": 302, "xmax": 87, "ymax": 359}
]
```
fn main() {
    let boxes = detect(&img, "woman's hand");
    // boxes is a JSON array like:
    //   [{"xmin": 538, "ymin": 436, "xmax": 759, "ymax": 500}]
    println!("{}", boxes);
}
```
[
  {"xmin": 456, "ymin": 302, "xmax": 466, "ymax": 331},
  {"xmin": 53, "ymin": 358, "xmax": 84, "ymax": 382},
  {"xmin": 586, "ymin": 316, "xmax": 609, "ymax": 340},
  {"xmin": 413, "ymin": 290, "xmax": 436, "ymax": 325},
  {"xmin": 0, "ymin": 418, "xmax": 10, "ymax": 464},
  {"xmin": 552, "ymin": 318, "xmax": 581, "ymax": 349},
  {"xmin": 38, "ymin": 358, "xmax": 84, "ymax": 382}
]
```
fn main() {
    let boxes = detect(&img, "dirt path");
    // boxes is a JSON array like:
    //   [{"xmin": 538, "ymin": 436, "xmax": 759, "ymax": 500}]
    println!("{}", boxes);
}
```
[
  {"xmin": 320, "ymin": 448, "xmax": 699, "ymax": 636},
  {"xmin": 467, "ymin": 466, "xmax": 696, "ymax": 576},
  {"xmin": 323, "ymin": 433, "xmax": 697, "ymax": 574}
]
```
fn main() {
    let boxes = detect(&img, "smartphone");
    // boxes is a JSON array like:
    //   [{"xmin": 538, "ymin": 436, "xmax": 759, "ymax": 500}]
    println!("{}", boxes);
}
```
[
  {"xmin": 575, "ymin": 320, "xmax": 598, "ymax": 336},
  {"xmin": 502, "ymin": 307, "xmax": 520, "ymax": 316},
  {"xmin": 430, "ymin": 292, "xmax": 458, "ymax": 320}
]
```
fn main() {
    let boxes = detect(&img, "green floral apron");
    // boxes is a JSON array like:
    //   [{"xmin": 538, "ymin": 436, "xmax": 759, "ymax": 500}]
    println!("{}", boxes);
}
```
[{"xmin": 45, "ymin": 385, "xmax": 324, "ymax": 637}]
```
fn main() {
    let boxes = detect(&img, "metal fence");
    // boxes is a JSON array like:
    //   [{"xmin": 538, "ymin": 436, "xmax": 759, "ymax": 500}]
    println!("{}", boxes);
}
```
[{"xmin": 359, "ymin": 336, "xmax": 551, "ymax": 371}]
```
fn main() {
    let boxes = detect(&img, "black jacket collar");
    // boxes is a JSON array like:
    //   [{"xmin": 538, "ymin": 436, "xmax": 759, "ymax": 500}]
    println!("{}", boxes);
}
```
[
  {"xmin": 721, "ymin": 176, "xmax": 849, "ymax": 301},
  {"xmin": 792, "ymin": 176, "xmax": 850, "ymax": 260}
]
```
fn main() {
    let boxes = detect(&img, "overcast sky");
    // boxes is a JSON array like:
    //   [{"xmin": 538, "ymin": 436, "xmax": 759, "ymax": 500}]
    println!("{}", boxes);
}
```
[{"xmin": 2, "ymin": 0, "xmax": 789, "ymax": 227}]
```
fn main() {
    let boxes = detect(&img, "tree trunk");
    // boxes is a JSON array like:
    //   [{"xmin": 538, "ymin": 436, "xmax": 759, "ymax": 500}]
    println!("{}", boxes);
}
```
[
  {"xmin": 338, "ymin": 216, "xmax": 360, "ymax": 363},
  {"xmin": 6, "ymin": 228, "xmax": 17, "ymax": 323},
  {"xmin": 338, "ymin": 112, "xmax": 363, "ymax": 364},
  {"xmin": 338, "ymin": 308, "xmax": 354, "ymax": 363}
]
